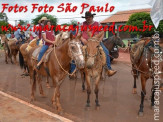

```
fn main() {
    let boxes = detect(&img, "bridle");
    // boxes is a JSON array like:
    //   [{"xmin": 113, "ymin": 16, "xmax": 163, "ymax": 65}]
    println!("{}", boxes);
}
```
[{"xmin": 54, "ymin": 39, "xmax": 84, "ymax": 76}]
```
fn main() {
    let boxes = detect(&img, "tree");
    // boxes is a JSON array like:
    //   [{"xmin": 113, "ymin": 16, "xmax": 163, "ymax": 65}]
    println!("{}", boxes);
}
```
[
  {"xmin": 32, "ymin": 13, "xmax": 57, "ymax": 26},
  {"xmin": 0, "ymin": 21, "xmax": 8, "ymax": 34},
  {"xmin": 126, "ymin": 12, "xmax": 163, "ymax": 37},
  {"xmin": 61, "ymin": 20, "xmax": 78, "ymax": 26},
  {"xmin": 18, "ymin": 20, "xmax": 27, "ymax": 25},
  {"xmin": 0, "ymin": 13, "xmax": 8, "ymax": 22}
]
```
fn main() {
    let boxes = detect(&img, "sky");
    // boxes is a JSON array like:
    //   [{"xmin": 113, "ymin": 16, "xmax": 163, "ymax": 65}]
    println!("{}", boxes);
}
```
[{"xmin": 0, "ymin": 0, "xmax": 153, "ymax": 25}]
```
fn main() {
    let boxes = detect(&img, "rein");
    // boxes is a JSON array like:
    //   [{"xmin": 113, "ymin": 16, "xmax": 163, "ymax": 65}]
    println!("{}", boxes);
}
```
[{"xmin": 53, "ymin": 41, "xmax": 83, "ymax": 76}]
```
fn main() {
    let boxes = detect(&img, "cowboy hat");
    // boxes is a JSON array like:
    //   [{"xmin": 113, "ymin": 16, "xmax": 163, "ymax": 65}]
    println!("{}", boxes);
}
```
[
  {"xmin": 81, "ymin": 11, "xmax": 96, "ymax": 18},
  {"xmin": 38, "ymin": 17, "xmax": 48, "ymax": 23}
]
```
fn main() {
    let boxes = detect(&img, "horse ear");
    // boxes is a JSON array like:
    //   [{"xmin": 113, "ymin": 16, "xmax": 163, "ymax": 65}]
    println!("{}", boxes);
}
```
[
  {"xmin": 95, "ymin": 31, "xmax": 104, "ymax": 39},
  {"xmin": 77, "ymin": 33, "xmax": 82, "ymax": 39}
]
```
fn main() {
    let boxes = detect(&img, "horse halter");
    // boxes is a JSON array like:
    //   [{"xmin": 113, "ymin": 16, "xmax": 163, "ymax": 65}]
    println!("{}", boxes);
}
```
[
  {"xmin": 85, "ymin": 45, "xmax": 100, "ymax": 58},
  {"xmin": 68, "ymin": 41, "xmax": 83, "ymax": 60}
]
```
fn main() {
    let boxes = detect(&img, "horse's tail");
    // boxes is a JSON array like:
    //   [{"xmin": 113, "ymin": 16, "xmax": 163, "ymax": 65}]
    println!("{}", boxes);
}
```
[{"xmin": 19, "ymin": 50, "xmax": 25, "ymax": 69}]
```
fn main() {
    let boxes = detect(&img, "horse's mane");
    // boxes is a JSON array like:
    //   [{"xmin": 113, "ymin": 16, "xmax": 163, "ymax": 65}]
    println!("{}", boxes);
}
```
[{"xmin": 103, "ymin": 35, "xmax": 115, "ymax": 44}]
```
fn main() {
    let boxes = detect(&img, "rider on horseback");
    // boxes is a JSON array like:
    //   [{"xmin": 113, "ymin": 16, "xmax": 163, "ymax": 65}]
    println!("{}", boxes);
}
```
[
  {"xmin": 26, "ymin": 17, "xmax": 48, "ymax": 51},
  {"xmin": 36, "ymin": 20, "xmax": 56, "ymax": 69},
  {"xmin": 70, "ymin": 11, "xmax": 117, "ymax": 76}
]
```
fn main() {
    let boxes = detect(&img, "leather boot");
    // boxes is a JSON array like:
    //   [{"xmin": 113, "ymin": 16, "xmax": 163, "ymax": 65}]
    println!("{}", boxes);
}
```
[{"xmin": 107, "ymin": 70, "xmax": 117, "ymax": 76}]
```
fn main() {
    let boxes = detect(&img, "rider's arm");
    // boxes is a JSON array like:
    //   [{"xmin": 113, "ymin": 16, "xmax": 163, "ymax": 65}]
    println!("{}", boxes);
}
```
[
  {"xmin": 99, "ymin": 31, "xmax": 104, "ymax": 42},
  {"xmin": 80, "ymin": 36, "xmax": 87, "ymax": 45}
]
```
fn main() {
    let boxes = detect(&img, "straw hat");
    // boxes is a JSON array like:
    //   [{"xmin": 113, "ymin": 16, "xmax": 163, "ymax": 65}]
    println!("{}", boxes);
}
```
[{"xmin": 38, "ymin": 17, "xmax": 48, "ymax": 23}]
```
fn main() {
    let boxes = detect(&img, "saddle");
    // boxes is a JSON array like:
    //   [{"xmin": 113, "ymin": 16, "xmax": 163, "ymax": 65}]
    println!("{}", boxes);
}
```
[{"xmin": 32, "ymin": 46, "xmax": 53, "ymax": 62}]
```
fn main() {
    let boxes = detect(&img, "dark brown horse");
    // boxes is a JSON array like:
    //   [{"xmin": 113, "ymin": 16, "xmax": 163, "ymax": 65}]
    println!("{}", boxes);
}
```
[
  {"xmin": 103, "ymin": 34, "xmax": 126, "ymax": 60},
  {"xmin": 130, "ymin": 35, "xmax": 163, "ymax": 116},
  {"xmin": 81, "ymin": 32, "xmax": 106, "ymax": 109},
  {"xmin": 30, "ymin": 33, "xmax": 85, "ymax": 114}
]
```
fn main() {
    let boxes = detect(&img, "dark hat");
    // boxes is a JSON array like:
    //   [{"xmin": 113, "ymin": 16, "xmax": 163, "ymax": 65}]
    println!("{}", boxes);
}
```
[{"xmin": 82, "ymin": 11, "xmax": 96, "ymax": 18}]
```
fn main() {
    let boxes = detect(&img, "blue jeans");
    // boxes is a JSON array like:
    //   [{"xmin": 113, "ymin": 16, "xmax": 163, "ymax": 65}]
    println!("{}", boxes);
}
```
[
  {"xmin": 70, "ymin": 60, "xmax": 76, "ymax": 73},
  {"xmin": 36, "ymin": 39, "xmax": 41, "ymax": 45},
  {"xmin": 100, "ymin": 42, "xmax": 112, "ymax": 70},
  {"xmin": 38, "ymin": 45, "xmax": 49, "ymax": 62}
]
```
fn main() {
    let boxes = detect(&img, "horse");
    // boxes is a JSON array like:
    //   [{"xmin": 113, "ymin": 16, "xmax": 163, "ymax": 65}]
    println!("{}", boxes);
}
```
[
  {"xmin": 81, "ymin": 34, "xmax": 126, "ymax": 91},
  {"xmin": 0, "ymin": 34, "xmax": 13, "ymax": 64},
  {"xmin": 130, "ymin": 34, "xmax": 163, "ymax": 116},
  {"xmin": 29, "ymin": 32, "xmax": 85, "ymax": 114},
  {"xmin": 19, "ymin": 31, "xmax": 70, "ymax": 86},
  {"xmin": 81, "ymin": 32, "xmax": 106, "ymax": 109},
  {"xmin": 103, "ymin": 34, "xmax": 126, "ymax": 61}
]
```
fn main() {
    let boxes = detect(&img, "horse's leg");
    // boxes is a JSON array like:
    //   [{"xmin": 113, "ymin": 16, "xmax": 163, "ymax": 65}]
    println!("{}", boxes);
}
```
[
  {"xmin": 51, "ymin": 76, "xmax": 57, "ymax": 109},
  {"xmin": 46, "ymin": 76, "xmax": 50, "ymax": 88},
  {"xmin": 37, "ymin": 74, "xmax": 45, "ymax": 97},
  {"xmin": 81, "ymin": 71, "xmax": 85, "ymax": 91},
  {"xmin": 56, "ymin": 83, "xmax": 63, "ymax": 114},
  {"xmin": 138, "ymin": 74, "xmax": 147, "ymax": 116},
  {"xmin": 151, "ymin": 78, "xmax": 155, "ymax": 109},
  {"xmin": 30, "ymin": 70, "xmax": 36, "ymax": 102},
  {"xmin": 132, "ymin": 68, "xmax": 138, "ymax": 94},
  {"xmin": 10, "ymin": 54, "xmax": 13, "ymax": 64},
  {"xmin": 14, "ymin": 53, "xmax": 18, "ymax": 65},
  {"xmin": 86, "ymin": 75, "xmax": 91, "ymax": 108},
  {"xmin": 5, "ymin": 50, "xmax": 8, "ymax": 64},
  {"xmin": 95, "ymin": 75, "xmax": 100, "ymax": 109}
]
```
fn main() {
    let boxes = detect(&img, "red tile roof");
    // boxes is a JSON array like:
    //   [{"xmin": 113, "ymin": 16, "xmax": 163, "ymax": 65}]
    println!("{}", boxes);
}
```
[{"xmin": 100, "ymin": 8, "xmax": 151, "ymax": 24}]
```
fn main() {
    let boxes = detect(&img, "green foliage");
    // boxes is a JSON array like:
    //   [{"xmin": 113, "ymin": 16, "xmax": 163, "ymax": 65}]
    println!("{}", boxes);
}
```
[
  {"xmin": 0, "ymin": 21, "xmax": 8, "ymax": 34},
  {"xmin": 18, "ymin": 20, "xmax": 27, "ymax": 25},
  {"xmin": 61, "ymin": 20, "xmax": 78, "ymax": 26},
  {"xmin": 32, "ymin": 13, "xmax": 57, "ymax": 26},
  {"xmin": 127, "ymin": 12, "xmax": 163, "ymax": 37}
]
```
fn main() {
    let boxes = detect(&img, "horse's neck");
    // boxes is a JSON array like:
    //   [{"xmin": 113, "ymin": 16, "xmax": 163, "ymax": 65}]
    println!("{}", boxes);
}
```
[
  {"xmin": 103, "ymin": 39, "xmax": 114, "ymax": 51},
  {"xmin": 55, "ymin": 40, "xmax": 71, "ymax": 65}
]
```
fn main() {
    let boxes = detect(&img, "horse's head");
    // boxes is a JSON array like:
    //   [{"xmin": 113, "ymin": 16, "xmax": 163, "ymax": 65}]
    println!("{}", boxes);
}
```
[
  {"xmin": 112, "ymin": 34, "xmax": 125, "ymax": 48},
  {"xmin": 55, "ymin": 31, "xmax": 70, "ymax": 46},
  {"xmin": 68, "ymin": 33, "xmax": 85, "ymax": 69},
  {"xmin": 85, "ymin": 32, "xmax": 103, "ymax": 69}
]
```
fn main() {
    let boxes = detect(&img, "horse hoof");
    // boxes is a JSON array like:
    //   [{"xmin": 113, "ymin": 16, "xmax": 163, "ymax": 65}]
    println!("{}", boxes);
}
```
[
  {"xmin": 30, "ymin": 97, "xmax": 35, "ymax": 102},
  {"xmin": 132, "ymin": 88, "xmax": 137, "ymax": 94},
  {"xmin": 95, "ymin": 106, "xmax": 100, "ymax": 110},
  {"xmin": 138, "ymin": 112, "xmax": 144, "ymax": 117},
  {"xmin": 46, "ymin": 84, "xmax": 51, "ymax": 89},
  {"xmin": 58, "ymin": 110, "xmax": 64, "ymax": 115},
  {"xmin": 41, "ymin": 94, "xmax": 46, "ymax": 98}
]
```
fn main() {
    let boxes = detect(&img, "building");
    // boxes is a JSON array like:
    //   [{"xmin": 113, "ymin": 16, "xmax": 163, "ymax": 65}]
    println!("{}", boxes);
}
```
[{"xmin": 100, "ymin": 8, "xmax": 151, "ymax": 39}]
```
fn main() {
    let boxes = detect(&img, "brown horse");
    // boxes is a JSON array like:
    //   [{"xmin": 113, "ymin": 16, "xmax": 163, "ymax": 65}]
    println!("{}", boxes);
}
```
[
  {"xmin": 19, "ymin": 31, "xmax": 70, "ymax": 86},
  {"xmin": 130, "ymin": 34, "xmax": 163, "ymax": 116},
  {"xmin": 81, "ymin": 32, "xmax": 106, "ymax": 109},
  {"xmin": 29, "ymin": 33, "xmax": 85, "ymax": 113},
  {"xmin": 103, "ymin": 34, "xmax": 126, "ymax": 60},
  {"xmin": 0, "ymin": 34, "xmax": 14, "ymax": 64}
]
